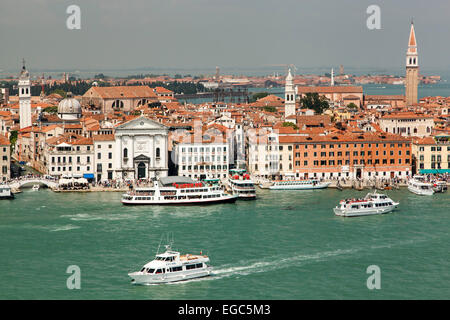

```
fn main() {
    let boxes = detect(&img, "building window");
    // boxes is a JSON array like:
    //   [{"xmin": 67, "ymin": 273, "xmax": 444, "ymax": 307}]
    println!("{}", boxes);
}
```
[
  {"xmin": 112, "ymin": 99, "xmax": 124, "ymax": 109},
  {"xmin": 123, "ymin": 148, "xmax": 128, "ymax": 158}
]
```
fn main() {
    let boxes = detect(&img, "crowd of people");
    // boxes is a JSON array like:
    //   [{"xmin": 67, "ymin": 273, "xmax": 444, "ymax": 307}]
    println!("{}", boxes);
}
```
[{"xmin": 0, "ymin": 174, "xmax": 58, "ymax": 185}]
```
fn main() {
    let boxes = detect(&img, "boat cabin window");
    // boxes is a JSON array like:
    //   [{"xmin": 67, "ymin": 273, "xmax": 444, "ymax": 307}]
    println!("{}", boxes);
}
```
[
  {"xmin": 145, "ymin": 268, "xmax": 155, "ymax": 273},
  {"xmin": 169, "ymin": 266, "xmax": 182, "ymax": 272},
  {"xmin": 186, "ymin": 263, "xmax": 203, "ymax": 270},
  {"xmin": 155, "ymin": 269, "xmax": 164, "ymax": 274}
]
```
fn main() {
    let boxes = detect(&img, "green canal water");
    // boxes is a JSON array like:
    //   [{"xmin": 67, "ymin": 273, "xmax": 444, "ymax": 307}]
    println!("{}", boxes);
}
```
[{"xmin": 0, "ymin": 188, "xmax": 448, "ymax": 299}]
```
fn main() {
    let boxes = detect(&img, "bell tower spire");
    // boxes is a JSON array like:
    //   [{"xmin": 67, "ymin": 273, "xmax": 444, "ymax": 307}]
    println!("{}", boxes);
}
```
[{"xmin": 405, "ymin": 20, "xmax": 419, "ymax": 106}]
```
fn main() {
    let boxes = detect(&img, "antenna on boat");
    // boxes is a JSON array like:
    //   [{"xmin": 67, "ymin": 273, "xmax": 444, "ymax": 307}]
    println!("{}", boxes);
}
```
[{"xmin": 156, "ymin": 234, "xmax": 163, "ymax": 255}]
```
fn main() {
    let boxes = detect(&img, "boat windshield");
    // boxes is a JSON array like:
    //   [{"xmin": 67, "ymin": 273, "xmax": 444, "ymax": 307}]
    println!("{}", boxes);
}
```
[
  {"xmin": 155, "ymin": 256, "xmax": 176, "ymax": 261},
  {"xmin": 141, "ymin": 268, "xmax": 155, "ymax": 273}
]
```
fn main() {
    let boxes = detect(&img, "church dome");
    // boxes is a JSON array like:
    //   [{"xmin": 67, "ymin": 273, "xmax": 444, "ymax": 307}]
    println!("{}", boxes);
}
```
[{"xmin": 58, "ymin": 92, "xmax": 82, "ymax": 120}]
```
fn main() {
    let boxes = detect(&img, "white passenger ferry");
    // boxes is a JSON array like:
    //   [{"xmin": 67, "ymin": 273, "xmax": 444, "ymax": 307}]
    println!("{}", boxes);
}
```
[
  {"xmin": 128, "ymin": 245, "xmax": 212, "ymax": 284},
  {"xmin": 267, "ymin": 179, "xmax": 330, "ymax": 190},
  {"xmin": 333, "ymin": 191, "xmax": 399, "ymax": 217},
  {"xmin": 227, "ymin": 169, "xmax": 256, "ymax": 199},
  {"xmin": 407, "ymin": 175, "xmax": 434, "ymax": 196},
  {"xmin": 121, "ymin": 176, "xmax": 237, "ymax": 205},
  {"xmin": 0, "ymin": 185, "xmax": 14, "ymax": 199}
]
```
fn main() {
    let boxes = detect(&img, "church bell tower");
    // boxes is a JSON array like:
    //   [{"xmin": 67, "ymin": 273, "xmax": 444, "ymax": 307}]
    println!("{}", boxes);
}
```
[
  {"xmin": 19, "ymin": 59, "xmax": 32, "ymax": 129},
  {"xmin": 284, "ymin": 68, "xmax": 296, "ymax": 118},
  {"xmin": 405, "ymin": 21, "xmax": 419, "ymax": 106}
]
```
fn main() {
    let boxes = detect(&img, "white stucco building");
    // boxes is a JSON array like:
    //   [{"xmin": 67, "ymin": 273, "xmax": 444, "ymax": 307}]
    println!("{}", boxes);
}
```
[
  {"xmin": 378, "ymin": 112, "xmax": 434, "ymax": 137},
  {"xmin": 173, "ymin": 142, "xmax": 229, "ymax": 180},
  {"xmin": 93, "ymin": 134, "xmax": 116, "ymax": 181}
]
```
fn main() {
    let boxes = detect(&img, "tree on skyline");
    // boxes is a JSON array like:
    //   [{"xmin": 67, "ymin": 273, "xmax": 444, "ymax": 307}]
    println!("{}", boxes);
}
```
[{"xmin": 300, "ymin": 93, "xmax": 329, "ymax": 114}]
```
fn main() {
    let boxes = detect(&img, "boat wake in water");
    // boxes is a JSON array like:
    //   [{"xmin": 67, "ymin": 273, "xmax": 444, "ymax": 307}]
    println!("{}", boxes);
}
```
[{"xmin": 168, "ymin": 237, "xmax": 433, "ymax": 284}]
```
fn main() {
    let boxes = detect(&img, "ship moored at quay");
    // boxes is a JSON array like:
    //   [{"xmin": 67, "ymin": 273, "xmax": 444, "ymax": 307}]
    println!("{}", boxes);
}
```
[{"xmin": 121, "ymin": 176, "xmax": 237, "ymax": 205}]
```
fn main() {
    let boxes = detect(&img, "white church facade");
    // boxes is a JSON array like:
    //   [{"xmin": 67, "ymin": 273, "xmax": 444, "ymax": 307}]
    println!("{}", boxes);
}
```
[{"xmin": 114, "ymin": 116, "xmax": 169, "ymax": 181}]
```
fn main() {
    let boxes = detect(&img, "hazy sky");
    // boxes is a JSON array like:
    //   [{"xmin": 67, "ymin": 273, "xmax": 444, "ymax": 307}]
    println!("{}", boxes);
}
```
[{"xmin": 1, "ymin": 0, "xmax": 449, "ymax": 74}]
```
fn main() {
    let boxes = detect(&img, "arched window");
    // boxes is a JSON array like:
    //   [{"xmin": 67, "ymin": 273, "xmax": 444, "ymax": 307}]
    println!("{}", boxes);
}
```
[
  {"xmin": 112, "ymin": 100, "xmax": 124, "ymax": 109},
  {"xmin": 123, "ymin": 148, "xmax": 128, "ymax": 158},
  {"xmin": 291, "ymin": 94, "xmax": 294, "ymax": 101},
  {"xmin": 137, "ymin": 99, "xmax": 147, "ymax": 107},
  {"xmin": 156, "ymin": 147, "xmax": 161, "ymax": 159},
  {"xmin": 413, "ymin": 58, "xmax": 416, "ymax": 64}
]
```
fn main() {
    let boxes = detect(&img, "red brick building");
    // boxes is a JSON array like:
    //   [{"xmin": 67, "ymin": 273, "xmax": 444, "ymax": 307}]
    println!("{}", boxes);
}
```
[{"xmin": 278, "ymin": 131, "xmax": 412, "ymax": 179}]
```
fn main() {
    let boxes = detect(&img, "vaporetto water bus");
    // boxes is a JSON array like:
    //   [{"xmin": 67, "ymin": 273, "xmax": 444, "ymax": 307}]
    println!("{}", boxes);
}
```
[
  {"xmin": 121, "ymin": 176, "xmax": 237, "ymax": 205},
  {"xmin": 227, "ymin": 169, "xmax": 256, "ymax": 199},
  {"xmin": 266, "ymin": 179, "xmax": 331, "ymax": 190},
  {"xmin": 333, "ymin": 191, "xmax": 399, "ymax": 217},
  {"xmin": 128, "ymin": 245, "xmax": 212, "ymax": 284},
  {"xmin": 407, "ymin": 175, "xmax": 434, "ymax": 196}
]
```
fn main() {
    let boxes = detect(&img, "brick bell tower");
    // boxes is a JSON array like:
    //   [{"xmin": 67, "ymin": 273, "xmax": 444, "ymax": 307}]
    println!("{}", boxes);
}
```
[{"xmin": 405, "ymin": 20, "xmax": 419, "ymax": 106}]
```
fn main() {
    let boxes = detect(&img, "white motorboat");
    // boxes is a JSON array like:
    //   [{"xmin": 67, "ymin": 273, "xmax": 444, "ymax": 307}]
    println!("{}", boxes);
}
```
[
  {"xmin": 407, "ymin": 175, "xmax": 434, "ymax": 196},
  {"xmin": 121, "ymin": 176, "xmax": 237, "ymax": 205},
  {"xmin": 227, "ymin": 169, "xmax": 256, "ymax": 200},
  {"xmin": 31, "ymin": 184, "xmax": 40, "ymax": 191},
  {"xmin": 0, "ymin": 186, "xmax": 14, "ymax": 199},
  {"xmin": 432, "ymin": 180, "xmax": 447, "ymax": 193},
  {"xmin": 268, "ymin": 179, "xmax": 330, "ymax": 190},
  {"xmin": 128, "ymin": 245, "xmax": 212, "ymax": 285},
  {"xmin": 333, "ymin": 190, "xmax": 399, "ymax": 217}
]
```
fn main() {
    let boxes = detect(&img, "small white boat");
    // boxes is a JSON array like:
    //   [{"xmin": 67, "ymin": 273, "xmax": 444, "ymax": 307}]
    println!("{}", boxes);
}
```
[
  {"xmin": 32, "ymin": 184, "xmax": 40, "ymax": 191},
  {"xmin": 407, "ymin": 175, "xmax": 434, "ymax": 196},
  {"xmin": 268, "ymin": 179, "xmax": 330, "ymax": 190},
  {"xmin": 333, "ymin": 190, "xmax": 399, "ymax": 217},
  {"xmin": 0, "ymin": 186, "xmax": 14, "ymax": 199},
  {"xmin": 432, "ymin": 181, "xmax": 447, "ymax": 193},
  {"xmin": 128, "ymin": 245, "xmax": 212, "ymax": 285}
]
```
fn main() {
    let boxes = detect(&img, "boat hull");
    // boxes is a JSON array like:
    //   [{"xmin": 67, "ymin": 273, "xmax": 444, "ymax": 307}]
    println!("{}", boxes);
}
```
[
  {"xmin": 269, "ymin": 182, "xmax": 330, "ymax": 190},
  {"xmin": 236, "ymin": 194, "xmax": 257, "ymax": 200},
  {"xmin": 129, "ymin": 267, "xmax": 213, "ymax": 285},
  {"xmin": 122, "ymin": 195, "xmax": 238, "ymax": 206}
]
